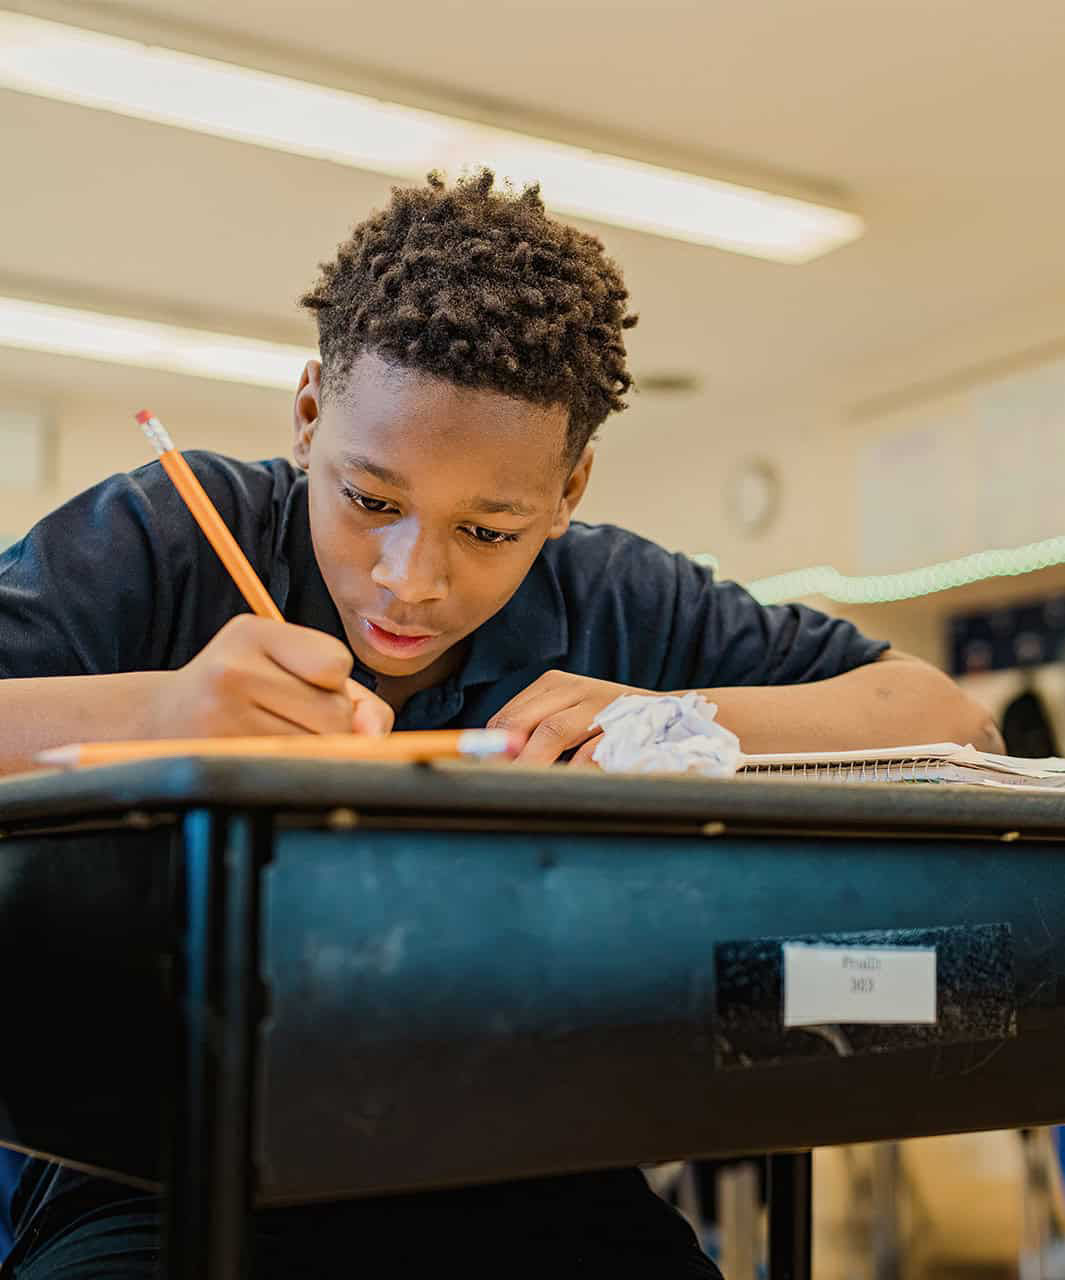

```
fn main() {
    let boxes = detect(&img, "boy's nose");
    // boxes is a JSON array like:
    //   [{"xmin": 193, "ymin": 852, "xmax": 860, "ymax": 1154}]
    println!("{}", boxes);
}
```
[{"xmin": 370, "ymin": 522, "xmax": 448, "ymax": 603}]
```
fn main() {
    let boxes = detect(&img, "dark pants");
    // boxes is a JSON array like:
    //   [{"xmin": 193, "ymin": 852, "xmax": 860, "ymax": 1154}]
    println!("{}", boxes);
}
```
[
  {"xmin": 3, "ymin": 1160, "xmax": 723, "ymax": 1277},
  {"xmin": 0, "ymin": 1150, "xmax": 27, "ymax": 1260}
]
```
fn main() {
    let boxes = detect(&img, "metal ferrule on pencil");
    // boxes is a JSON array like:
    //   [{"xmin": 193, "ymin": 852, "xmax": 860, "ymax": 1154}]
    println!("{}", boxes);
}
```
[{"xmin": 136, "ymin": 411, "xmax": 175, "ymax": 456}]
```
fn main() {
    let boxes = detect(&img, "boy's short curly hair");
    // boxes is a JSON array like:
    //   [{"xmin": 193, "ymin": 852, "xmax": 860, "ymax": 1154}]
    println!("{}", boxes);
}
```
[{"xmin": 300, "ymin": 169, "xmax": 637, "ymax": 462}]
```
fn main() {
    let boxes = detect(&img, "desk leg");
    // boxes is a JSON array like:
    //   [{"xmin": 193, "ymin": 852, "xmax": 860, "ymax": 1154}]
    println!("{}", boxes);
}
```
[
  {"xmin": 164, "ymin": 809, "xmax": 268, "ymax": 1280},
  {"xmin": 767, "ymin": 1152, "xmax": 812, "ymax": 1280}
]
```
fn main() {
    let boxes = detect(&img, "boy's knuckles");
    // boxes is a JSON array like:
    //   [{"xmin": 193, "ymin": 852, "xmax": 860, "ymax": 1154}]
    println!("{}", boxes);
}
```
[
  {"xmin": 219, "ymin": 614, "xmax": 262, "ymax": 643},
  {"xmin": 322, "ymin": 691, "xmax": 355, "ymax": 726},
  {"xmin": 535, "ymin": 717, "xmax": 570, "ymax": 743},
  {"xmin": 202, "ymin": 658, "xmax": 249, "ymax": 700},
  {"xmin": 312, "ymin": 652, "xmax": 355, "ymax": 687}
]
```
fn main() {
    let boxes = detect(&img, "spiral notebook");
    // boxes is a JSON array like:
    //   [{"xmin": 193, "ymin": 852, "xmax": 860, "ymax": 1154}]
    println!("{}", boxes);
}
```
[{"xmin": 737, "ymin": 743, "xmax": 1065, "ymax": 788}]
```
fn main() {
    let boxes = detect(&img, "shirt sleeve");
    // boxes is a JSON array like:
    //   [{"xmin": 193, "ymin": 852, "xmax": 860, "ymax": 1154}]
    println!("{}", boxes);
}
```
[
  {"xmin": 0, "ymin": 454, "xmax": 267, "ymax": 679},
  {"xmin": 0, "ymin": 470, "xmax": 180, "ymax": 677},
  {"xmin": 659, "ymin": 552, "xmax": 889, "ymax": 690}
]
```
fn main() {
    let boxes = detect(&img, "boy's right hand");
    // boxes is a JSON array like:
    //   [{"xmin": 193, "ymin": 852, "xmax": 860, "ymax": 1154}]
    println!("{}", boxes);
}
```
[{"xmin": 155, "ymin": 615, "xmax": 393, "ymax": 738}]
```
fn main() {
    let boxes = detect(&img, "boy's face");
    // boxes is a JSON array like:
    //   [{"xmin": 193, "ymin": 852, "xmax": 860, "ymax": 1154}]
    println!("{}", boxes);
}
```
[{"xmin": 293, "ymin": 350, "xmax": 592, "ymax": 685}]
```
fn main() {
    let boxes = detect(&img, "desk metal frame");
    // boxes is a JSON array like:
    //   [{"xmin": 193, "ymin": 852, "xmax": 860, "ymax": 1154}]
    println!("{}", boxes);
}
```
[{"xmin": 166, "ymin": 810, "xmax": 266, "ymax": 1279}]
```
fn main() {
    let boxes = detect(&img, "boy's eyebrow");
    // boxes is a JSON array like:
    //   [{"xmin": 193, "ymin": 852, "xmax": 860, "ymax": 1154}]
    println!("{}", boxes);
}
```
[
  {"xmin": 465, "ymin": 496, "xmax": 539, "ymax": 518},
  {"xmin": 342, "ymin": 452, "xmax": 538, "ymax": 518},
  {"xmin": 342, "ymin": 453, "xmax": 407, "ymax": 488}
]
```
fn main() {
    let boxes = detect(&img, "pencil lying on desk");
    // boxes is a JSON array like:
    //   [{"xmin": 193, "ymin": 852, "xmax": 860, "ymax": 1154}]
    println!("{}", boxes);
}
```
[{"xmin": 37, "ymin": 730, "xmax": 523, "ymax": 769}]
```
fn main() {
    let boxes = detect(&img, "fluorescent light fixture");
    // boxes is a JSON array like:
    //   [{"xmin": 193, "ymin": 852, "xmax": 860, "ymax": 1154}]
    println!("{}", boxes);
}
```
[
  {"xmin": 0, "ymin": 11, "xmax": 863, "ymax": 263},
  {"xmin": 0, "ymin": 296, "xmax": 312, "ymax": 389}
]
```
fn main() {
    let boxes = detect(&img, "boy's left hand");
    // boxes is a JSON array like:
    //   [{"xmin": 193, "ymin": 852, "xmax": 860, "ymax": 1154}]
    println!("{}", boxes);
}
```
[{"xmin": 487, "ymin": 671, "xmax": 647, "ymax": 765}]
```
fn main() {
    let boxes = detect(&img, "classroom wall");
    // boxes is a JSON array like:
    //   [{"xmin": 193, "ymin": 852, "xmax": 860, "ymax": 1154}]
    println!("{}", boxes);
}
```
[
  {"xmin": 0, "ymin": 346, "xmax": 859, "ymax": 586},
  {"xmin": 0, "ymin": 347, "xmax": 292, "ymax": 540},
  {"xmin": 579, "ymin": 384, "xmax": 857, "ymax": 585}
]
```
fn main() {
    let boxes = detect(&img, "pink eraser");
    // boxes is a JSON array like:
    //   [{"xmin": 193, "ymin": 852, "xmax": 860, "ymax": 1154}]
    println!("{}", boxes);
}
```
[{"xmin": 135, "ymin": 409, "xmax": 153, "ymax": 425}]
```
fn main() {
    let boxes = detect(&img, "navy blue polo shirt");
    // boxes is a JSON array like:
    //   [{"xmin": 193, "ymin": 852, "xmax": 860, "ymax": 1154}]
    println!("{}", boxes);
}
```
[
  {"xmin": 0, "ymin": 452, "xmax": 886, "ymax": 707},
  {"xmin": 0, "ymin": 452, "xmax": 886, "ymax": 1268}
]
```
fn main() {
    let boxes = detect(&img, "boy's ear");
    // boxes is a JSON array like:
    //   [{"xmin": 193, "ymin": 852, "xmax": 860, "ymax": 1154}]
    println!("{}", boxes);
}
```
[
  {"xmin": 548, "ymin": 447, "xmax": 594, "ymax": 539},
  {"xmin": 293, "ymin": 360, "xmax": 323, "ymax": 470}
]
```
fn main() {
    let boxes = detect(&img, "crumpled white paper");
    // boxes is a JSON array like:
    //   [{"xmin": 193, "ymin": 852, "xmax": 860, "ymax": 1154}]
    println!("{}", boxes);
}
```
[{"xmin": 590, "ymin": 692, "xmax": 742, "ymax": 777}]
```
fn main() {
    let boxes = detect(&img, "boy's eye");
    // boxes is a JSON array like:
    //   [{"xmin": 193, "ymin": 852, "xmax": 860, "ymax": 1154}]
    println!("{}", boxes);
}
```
[
  {"xmin": 465, "ymin": 525, "xmax": 519, "ymax": 546},
  {"xmin": 343, "ymin": 486, "xmax": 394, "ymax": 514},
  {"xmin": 341, "ymin": 486, "xmax": 517, "ymax": 545}
]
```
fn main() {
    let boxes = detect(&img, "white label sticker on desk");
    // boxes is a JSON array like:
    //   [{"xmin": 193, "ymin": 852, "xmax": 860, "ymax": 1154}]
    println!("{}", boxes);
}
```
[{"xmin": 783, "ymin": 945, "xmax": 937, "ymax": 1027}]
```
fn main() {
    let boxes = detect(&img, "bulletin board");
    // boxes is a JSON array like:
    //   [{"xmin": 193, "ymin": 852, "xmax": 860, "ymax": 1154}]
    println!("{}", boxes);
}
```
[{"xmin": 857, "ymin": 356, "xmax": 1065, "ymax": 575}]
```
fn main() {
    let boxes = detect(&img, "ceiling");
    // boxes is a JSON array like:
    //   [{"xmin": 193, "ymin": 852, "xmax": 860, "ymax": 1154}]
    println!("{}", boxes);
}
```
[
  {"xmin": 2, "ymin": 0, "xmax": 1065, "ymax": 416},
  {"xmin": 97, "ymin": 0, "xmax": 1065, "ymax": 183}
]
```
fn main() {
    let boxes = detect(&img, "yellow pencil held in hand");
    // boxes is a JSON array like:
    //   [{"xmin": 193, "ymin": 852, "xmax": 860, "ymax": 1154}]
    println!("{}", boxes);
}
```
[
  {"xmin": 136, "ymin": 409, "xmax": 389, "ymax": 729},
  {"xmin": 137, "ymin": 409, "xmax": 283, "ymax": 621}
]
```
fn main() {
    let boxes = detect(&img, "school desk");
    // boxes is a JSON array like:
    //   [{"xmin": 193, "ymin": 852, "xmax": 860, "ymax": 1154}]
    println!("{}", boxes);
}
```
[{"xmin": 0, "ymin": 761, "xmax": 1062, "ymax": 1278}]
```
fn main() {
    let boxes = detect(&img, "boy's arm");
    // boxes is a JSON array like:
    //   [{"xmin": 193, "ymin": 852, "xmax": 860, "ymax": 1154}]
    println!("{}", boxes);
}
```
[
  {"xmin": 489, "ymin": 652, "xmax": 1002, "ymax": 764},
  {"xmin": 701, "ymin": 651, "xmax": 1003, "ymax": 756},
  {"xmin": 0, "ymin": 617, "xmax": 394, "ymax": 778},
  {"xmin": 0, "ymin": 671, "xmax": 174, "ymax": 776}
]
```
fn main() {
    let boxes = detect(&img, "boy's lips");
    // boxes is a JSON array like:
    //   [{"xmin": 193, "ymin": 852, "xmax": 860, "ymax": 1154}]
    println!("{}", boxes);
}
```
[{"xmin": 361, "ymin": 617, "xmax": 440, "ymax": 658}]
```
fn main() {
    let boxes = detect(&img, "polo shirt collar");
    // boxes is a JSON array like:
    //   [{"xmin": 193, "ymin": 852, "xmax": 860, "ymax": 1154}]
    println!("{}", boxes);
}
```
[{"xmin": 458, "ymin": 550, "xmax": 569, "ymax": 690}]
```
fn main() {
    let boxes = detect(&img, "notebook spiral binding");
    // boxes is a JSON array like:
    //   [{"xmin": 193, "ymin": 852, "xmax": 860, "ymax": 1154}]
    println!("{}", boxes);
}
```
[{"xmin": 740, "ymin": 756, "xmax": 950, "ymax": 783}]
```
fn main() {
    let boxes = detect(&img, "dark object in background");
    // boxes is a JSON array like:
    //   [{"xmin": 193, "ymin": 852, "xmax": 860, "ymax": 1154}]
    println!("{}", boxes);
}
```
[
  {"xmin": 1001, "ymin": 686, "xmax": 1060, "ymax": 758},
  {"xmin": 949, "ymin": 593, "xmax": 1065, "ymax": 675}
]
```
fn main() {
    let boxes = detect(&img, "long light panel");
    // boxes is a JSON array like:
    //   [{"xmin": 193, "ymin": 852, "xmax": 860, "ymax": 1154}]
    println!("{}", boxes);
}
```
[
  {"xmin": 0, "ymin": 296, "xmax": 312, "ymax": 389},
  {"xmin": 0, "ymin": 11, "xmax": 864, "ymax": 263}
]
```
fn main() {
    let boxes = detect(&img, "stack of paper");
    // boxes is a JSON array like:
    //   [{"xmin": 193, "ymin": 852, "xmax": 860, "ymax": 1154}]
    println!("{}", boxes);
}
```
[{"xmin": 737, "ymin": 743, "xmax": 1065, "ymax": 789}]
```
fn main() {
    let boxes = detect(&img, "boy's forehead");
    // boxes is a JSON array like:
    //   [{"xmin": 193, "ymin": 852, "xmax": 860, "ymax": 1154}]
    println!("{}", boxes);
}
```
[{"xmin": 325, "ymin": 351, "xmax": 571, "ymax": 483}]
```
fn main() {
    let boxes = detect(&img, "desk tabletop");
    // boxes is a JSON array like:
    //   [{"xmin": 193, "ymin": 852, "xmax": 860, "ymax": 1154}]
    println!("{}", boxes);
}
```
[{"xmin": 1, "ymin": 756, "xmax": 1065, "ymax": 838}]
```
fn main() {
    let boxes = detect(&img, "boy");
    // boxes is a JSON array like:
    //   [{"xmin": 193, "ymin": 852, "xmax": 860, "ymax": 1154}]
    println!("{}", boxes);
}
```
[{"xmin": 0, "ymin": 170, "xmax": 997, "ymax": 1275}]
